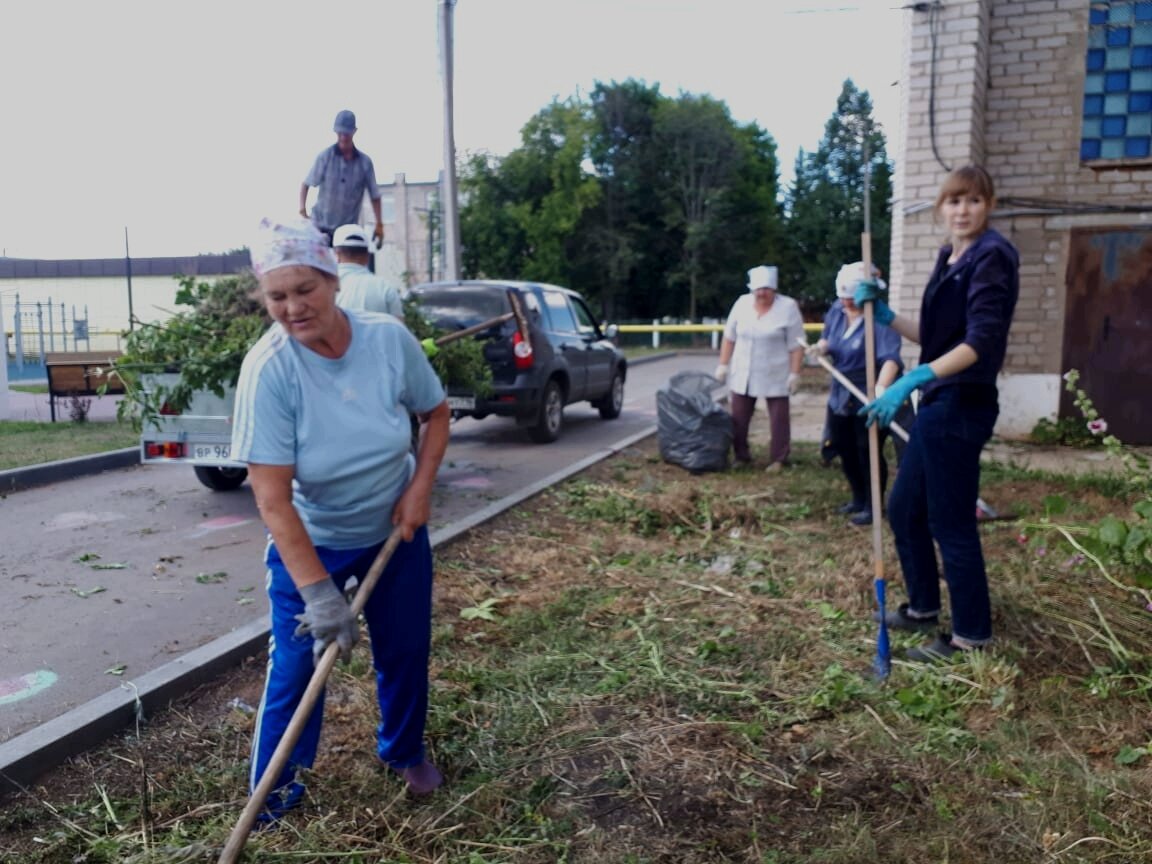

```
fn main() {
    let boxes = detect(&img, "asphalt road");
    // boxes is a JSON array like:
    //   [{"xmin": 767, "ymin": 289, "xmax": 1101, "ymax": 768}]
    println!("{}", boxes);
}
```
[{"xmin": 0, "ymin": 352, "xmax": 720, "ymax": 744}]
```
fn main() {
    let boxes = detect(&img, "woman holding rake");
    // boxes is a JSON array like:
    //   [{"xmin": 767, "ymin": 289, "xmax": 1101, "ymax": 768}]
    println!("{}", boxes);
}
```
[{"xmin": 855, "ymin": 165, "xmax": 1019, "ymax": 662}]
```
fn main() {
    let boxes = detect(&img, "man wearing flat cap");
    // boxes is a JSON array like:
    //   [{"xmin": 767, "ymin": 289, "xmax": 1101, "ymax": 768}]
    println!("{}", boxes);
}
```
[{"xmin": 300, "ymin": 110, "xmax": 385, "ymax": 248}]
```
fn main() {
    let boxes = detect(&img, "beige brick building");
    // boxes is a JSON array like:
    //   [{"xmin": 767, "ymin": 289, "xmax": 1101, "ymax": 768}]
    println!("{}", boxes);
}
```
[{"xmin": 894, "ymin": 0, "xmax": 1152, "ymax": 442}]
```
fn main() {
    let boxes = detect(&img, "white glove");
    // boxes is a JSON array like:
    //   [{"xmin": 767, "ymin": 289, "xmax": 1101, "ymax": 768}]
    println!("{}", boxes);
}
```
[
  {"xmin": 713, "ymin": 364, "xmax": 729, "ymax": 384},
  {"xmin": 787, "ymin": 372, "xmax": 800, "ymax": 395},
  {"xmin": 805, "ymin": 340, "xmax": 829, "ymax": 363}
]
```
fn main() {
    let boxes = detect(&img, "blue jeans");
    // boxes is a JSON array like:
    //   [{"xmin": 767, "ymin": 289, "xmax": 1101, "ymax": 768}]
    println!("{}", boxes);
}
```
[
  {"xmin": 250, "ymin": 527, "xmax": 434, "ymax": 817},
  {"xmin": 887, "ymin": 386, "xmax": 997, "ymax": 644}
]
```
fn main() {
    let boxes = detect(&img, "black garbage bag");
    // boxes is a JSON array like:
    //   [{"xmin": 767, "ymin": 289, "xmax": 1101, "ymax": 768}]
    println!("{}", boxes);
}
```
[{"xmin": 656, "ymin": 371, "xmax": 732, "ymax": 473}]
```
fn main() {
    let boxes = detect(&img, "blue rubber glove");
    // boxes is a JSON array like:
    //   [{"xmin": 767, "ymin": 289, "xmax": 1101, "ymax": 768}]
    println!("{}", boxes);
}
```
[
  {"xmin": 859, "ymin": 364, "xmax": 936, "ymax": 428},
  {"xmin": 853, "ymin": 279, "xmax": 895, "ymax": 327}
]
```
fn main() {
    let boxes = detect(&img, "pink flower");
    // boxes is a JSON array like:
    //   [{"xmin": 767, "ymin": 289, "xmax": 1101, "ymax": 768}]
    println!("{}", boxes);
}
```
[
  {"xmin": 1017, "ymin": 533, "xmax": 1028, "ymax": 545},
  {"xmin": 1087, "ymin": 419, "xmax": 1108, "ymax": 435}
]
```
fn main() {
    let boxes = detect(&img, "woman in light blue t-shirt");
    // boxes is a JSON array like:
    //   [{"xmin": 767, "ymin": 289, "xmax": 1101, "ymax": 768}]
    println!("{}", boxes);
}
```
[{"xmin": 231, "ymin": 218, "xmax": 450, "ymax": 821}]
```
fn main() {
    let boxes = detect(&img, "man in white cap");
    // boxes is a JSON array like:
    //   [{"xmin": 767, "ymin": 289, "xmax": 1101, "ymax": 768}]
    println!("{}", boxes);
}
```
[
  {"xmin": 714, "ymin": 265, "xmax": 806, "ymax": 471},
  {"xmin": 300, "ymin": 110, "xmax": 385, "ymax": 247},
  {"xmin": 333, "ymin": 224, "xmax": 404, "ymax": 318}
]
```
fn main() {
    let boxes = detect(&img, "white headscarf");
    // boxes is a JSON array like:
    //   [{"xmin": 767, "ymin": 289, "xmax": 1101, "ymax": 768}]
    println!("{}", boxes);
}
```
[
  {"xmin": 835, "ymin": 261, "xmax": 886, "ymax": 299},
  {"xmin": 250, "ymin": 217, "xmax": 338, "ymax": 278}
]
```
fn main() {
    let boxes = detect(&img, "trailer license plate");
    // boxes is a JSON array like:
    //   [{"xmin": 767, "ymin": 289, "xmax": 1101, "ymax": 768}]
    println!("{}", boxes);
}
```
[
  {"xmin": 192, "ymin": 444, "xmax": 233, "ymax": 460},
  {"xmin": 446, "ymin": 396, "xmax": 475, "ymax": 411}
]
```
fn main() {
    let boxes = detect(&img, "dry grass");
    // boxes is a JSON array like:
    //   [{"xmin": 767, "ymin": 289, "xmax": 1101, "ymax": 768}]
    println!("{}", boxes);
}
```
[{"xmin": 3, "ymin": 437, "xmax": 1152, "ymax": 863}]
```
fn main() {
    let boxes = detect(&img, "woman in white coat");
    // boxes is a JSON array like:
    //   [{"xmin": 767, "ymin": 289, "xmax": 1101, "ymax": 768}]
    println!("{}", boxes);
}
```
[{"xmin": 714, "ymin": 265, "xmax": 806, "ymax": 470}]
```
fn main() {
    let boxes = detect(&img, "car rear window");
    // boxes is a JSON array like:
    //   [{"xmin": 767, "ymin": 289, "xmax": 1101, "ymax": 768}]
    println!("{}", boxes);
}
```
[{"xmin": 412, "ymin": 288, "xmax": 512, "ymax": 329}]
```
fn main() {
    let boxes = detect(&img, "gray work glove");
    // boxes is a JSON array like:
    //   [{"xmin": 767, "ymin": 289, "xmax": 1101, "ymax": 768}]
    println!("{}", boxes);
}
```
[{"xmin": 294, "ymin": 578, "xmax": 358, "ymax": 664}]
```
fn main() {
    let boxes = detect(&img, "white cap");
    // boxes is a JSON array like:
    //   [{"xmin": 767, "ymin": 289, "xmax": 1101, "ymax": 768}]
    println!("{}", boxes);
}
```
[
  {"xmin": 746, "ymin": 265, "xmax": 778, "ymax": 291},
  {"xmin": 333, "ymin": 224, "xmax": 371, "ymax": 249},
  {"xmin": 835, "ymin": 261, "xmax": 885, "ymax": 299}
]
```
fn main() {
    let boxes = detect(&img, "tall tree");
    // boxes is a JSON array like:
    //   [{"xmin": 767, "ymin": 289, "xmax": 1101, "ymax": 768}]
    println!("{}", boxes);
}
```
[
  {"xmin": 785, "ymin": 79, "xmax": 892, "ymax": 316},
  {"xmin": 652, "ymin": 94, "xmax": 743, "ymax": 320}
]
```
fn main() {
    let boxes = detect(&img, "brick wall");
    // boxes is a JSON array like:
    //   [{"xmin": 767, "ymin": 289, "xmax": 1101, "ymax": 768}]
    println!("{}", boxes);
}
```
[{"xmin": 896, "ymin": 0, "xmax": 1152, "ymax": 388}]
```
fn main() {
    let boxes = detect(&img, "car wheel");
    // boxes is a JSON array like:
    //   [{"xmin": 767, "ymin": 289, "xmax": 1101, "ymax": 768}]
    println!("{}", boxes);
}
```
[
  {"xmin": 193, "ymin": 465, "xmax": 248, "ymax": 491},
  {"xmin": 529, "ymin": 379, "xmax": 564, "ymax": 443},
  {"xmin": 597, "ymin": 370, "xmax": 624, "ymax": 419}
]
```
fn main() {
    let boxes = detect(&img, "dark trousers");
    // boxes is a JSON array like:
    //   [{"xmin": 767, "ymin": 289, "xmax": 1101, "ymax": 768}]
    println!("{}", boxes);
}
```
[
  {"xmin": 827, "ymin": 411, "xmax": 887, "ymax": 509},
  {"xmin": 887, "ymin": 386, "xmax": 997, "ymax": 644},
  {"xmin": 729, "ymin": 392, "xmax": 791, "ymax": 465}
]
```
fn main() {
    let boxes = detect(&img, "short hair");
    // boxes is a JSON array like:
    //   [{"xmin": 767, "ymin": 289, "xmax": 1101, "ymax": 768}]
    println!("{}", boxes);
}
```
[{"xmin": 935, "ymin": 165, "xmax": 996, "ymax": 208}]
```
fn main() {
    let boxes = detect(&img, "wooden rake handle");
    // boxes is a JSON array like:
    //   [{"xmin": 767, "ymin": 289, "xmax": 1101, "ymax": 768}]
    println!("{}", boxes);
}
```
[{"xmin": 217, "ymin": 530, "xmax": 404, "ymax": 863}]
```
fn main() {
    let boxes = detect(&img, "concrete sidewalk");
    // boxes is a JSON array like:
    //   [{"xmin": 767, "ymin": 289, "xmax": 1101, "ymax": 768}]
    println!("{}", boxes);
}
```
[{"xmin": 4, "ymin": 383, "xmax": 125, "ymax": 423}]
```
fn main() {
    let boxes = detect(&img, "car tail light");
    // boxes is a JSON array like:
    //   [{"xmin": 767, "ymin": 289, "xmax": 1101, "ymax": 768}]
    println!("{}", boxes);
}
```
[
  {"xmin": 512, "ymin": 330, "xmax": 534, "ymax": 370},
  {"xmin": 144, "ymin": 441, "xmax": 187, "ymax": 459}
]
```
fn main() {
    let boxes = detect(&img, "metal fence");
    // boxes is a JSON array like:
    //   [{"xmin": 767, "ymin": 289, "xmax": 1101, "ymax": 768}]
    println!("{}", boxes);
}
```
[{"xmin": 3, "ymin": 293, "xmax": 123, "ymax": 380}]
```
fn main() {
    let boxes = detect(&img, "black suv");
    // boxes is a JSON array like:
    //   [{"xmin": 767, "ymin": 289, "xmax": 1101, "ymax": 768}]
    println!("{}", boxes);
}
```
[{"xmin": 409, "ymin": 280, "xmax": 627, "ymax": 443}]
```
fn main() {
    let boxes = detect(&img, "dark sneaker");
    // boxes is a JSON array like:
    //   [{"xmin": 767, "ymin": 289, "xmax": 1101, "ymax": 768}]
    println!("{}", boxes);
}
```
[
  {"xmin": 873, "ymin": 602, "xmax": 938, "ymax": 634},
  {"xmin": 905, "ymin": 633, "xmax": 981, "ymax": 663},
  {"xmin": 850, "ymin": 509, "xmax": 873, "ymax": 526},
  {"xmin": 837, "ymin": 501, "xmax": 866, "ymax": 514},
  {"xmin": 394, "ymin": 761, "xmax": 443, "ymax": 796}
]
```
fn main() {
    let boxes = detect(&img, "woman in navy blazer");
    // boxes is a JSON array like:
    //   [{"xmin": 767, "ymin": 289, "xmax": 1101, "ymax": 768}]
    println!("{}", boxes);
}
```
[{"xmin": 856, "ymin": 165, "xmax": 1019, "ymax": 662}]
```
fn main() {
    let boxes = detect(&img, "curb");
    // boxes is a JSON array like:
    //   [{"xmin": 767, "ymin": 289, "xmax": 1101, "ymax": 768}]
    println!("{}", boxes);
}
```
[
  {"xmin": 0, "ymin": 426, "xmax": 659, "ymax": 797},
  {"xmin": 0, "ymin": 447, "xmax": 140, "ymax": 494}
]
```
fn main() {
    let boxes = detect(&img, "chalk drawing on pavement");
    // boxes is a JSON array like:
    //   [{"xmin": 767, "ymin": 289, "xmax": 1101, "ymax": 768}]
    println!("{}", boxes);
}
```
[{"xmin": 0, "ymin": 670, "xmax": 59, "ymax": 706}]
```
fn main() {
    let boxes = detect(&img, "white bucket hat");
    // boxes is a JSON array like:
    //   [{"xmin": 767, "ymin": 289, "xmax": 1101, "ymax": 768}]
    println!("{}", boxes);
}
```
[{"xmin": 746, "ymin": 265, "xmax": 778, "ymax": 291}]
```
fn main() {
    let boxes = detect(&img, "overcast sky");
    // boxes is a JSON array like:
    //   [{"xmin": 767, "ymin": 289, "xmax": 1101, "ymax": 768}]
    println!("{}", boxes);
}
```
[{"xmin": 0, "ymin": 0, "xmax": 904, "ymax": 260}]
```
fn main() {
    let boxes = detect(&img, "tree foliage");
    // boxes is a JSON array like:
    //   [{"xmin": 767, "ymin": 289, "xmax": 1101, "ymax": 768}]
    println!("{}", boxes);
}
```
[{"xmin": 457, "ymin": 76, "xmax": 889, "ymax": 323}]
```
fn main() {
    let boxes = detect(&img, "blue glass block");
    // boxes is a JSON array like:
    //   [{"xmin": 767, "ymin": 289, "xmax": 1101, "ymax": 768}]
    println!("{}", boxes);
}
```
[
  {"xmin": 1102, "ymin": 138, "xmax": 1126, "ymax": 158},
  {"xmin": 1085, "ymin": 72, "xmax": 1106, "ymax": 93},
  {"xmin": 1134, "ymin": 70, "xmax": 1152, "ymax": 88},
  {"xmin": 1110, "ymin": 4, "xmax": 1134, "ymax": 25},
  {"xmin": 1102, "ymin": 116, "xmax": 1128, "ymax": 137},
  {"xmin": 1130, "ymin": 91, "xmax": 1152, "ymax": 111},
  {"xmin": 1081, "ymin": 138, "xmax": 1102, "ymax": 160},
  {"xmin": 1090, "ymin": 7, "xmax": 1108, "ymax": 25},
  {"xmin": 1107, "ymin": 46, "xmax": 1132, "ymax": 68},
  {"xmin": 1135, "ymin": 24, "xmax": 1152, "ymax": 45},
  {"xmin": 1105, "ymin": 93, "xmax": 1129, "ymax": 113},
  {"xmin": 1083, "ymin": 117, "xmax": 1102, "ymax": 137},
  {"xmin": 1106, "ymin": 70, "xmax": 1131, "ymax": 91},
  {"xmin": 1134, "ymin": 45, "xmax": 1152, "ymax": 66},
  {"xmin": 1124, "ymin": 137, "xmax": 1151, "ymax": 157},
  {"xmin": 1108, "ymin": 27, "xmax": 1132, "ymax": 47},
  {"xmin": 1087, "ymin": 48, "xmax": 1106, "ymax": 70},
  {"xmin": 1129, "ymin": 115, "xmax": 1152, "ymax": 135},
  {"xmin": 1084, "ymin": 94, "xmax": 1105, "ymax": 115},
  {"xmin": 1089, "ymin": 28, "xmax": 1107, "ymax": 49},
  {"xmin": 1139, "ymin": 4, "xmax": 1152, "ymax": 22}
]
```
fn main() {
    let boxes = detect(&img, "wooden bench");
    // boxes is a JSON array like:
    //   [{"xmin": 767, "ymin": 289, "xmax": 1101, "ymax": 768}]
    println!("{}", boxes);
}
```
[{"xmin": 44, "ymin": 351, "xmax": 126, "ymax": 422}]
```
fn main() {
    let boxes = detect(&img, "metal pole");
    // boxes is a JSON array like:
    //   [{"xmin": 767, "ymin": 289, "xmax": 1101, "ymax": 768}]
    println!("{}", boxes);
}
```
[
  {"xmin": 125, "ymin": 226, "xmax": 135, "ymax": 331},
  {"xmin": 438, "ymin": 0, "xmax": 461, "ymax": 281}
]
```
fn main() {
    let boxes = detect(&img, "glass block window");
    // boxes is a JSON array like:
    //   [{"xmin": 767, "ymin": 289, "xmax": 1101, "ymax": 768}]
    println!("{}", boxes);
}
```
[{"xmin": 1082, "ymin": 1, "xmax": 1152, "ymax": 161}]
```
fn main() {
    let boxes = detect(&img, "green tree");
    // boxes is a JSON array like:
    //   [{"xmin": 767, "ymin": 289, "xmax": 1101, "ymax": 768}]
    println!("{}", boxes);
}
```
[
  {"xmin": 785, "ymin": 79, "xmax": 892, "ymax": 316},
  {"xmin": 459, "ymin": 98, "xmax": 600, "ymax": 286}
]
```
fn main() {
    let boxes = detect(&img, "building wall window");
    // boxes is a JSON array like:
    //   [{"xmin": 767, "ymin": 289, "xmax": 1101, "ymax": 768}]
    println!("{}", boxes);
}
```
[
  {"xmin": 1082, "ymin": 1, "xmax": 1152, "ymax": 161},
  {"xmin": 380, "ymin": 193, "xmax": 397, "ymax": 225}
]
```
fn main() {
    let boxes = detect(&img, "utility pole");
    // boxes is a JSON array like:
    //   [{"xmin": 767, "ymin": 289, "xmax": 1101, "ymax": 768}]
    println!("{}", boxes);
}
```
[
  {"xmin": 124, "ymin": 227, "xmax": 135, "ymax": 331},
  {"xmin": 438, "ymin": 0, "xmax": 461, "ymax": 281}
]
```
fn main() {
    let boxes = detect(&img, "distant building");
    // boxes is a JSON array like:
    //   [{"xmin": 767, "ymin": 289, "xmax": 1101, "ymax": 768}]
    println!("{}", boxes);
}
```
[{"xmin": 895, "ymin": 0, "xmax": 1152, "ymax": 442}]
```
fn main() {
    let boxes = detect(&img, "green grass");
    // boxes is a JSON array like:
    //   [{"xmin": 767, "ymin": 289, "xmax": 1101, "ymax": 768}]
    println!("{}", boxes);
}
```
[
  {"xmin": 10, "ymin": 383, "xmax": 48, "ymax": 394},
  {"xmin": 0, "ymin": 420, "xmax": 137, "ymax": 470}
]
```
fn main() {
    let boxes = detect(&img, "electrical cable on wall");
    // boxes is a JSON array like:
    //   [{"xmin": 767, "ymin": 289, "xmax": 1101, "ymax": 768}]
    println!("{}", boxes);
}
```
[{"xmin": 925, "ymin": 1, "xmax": 953, "ymax": 173}]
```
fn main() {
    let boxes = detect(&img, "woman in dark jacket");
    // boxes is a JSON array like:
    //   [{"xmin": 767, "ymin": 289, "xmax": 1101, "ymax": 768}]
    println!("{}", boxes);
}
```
[{"xmin": 855, "ymin": 165, "xmax": 1019, "ymax": 662}]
